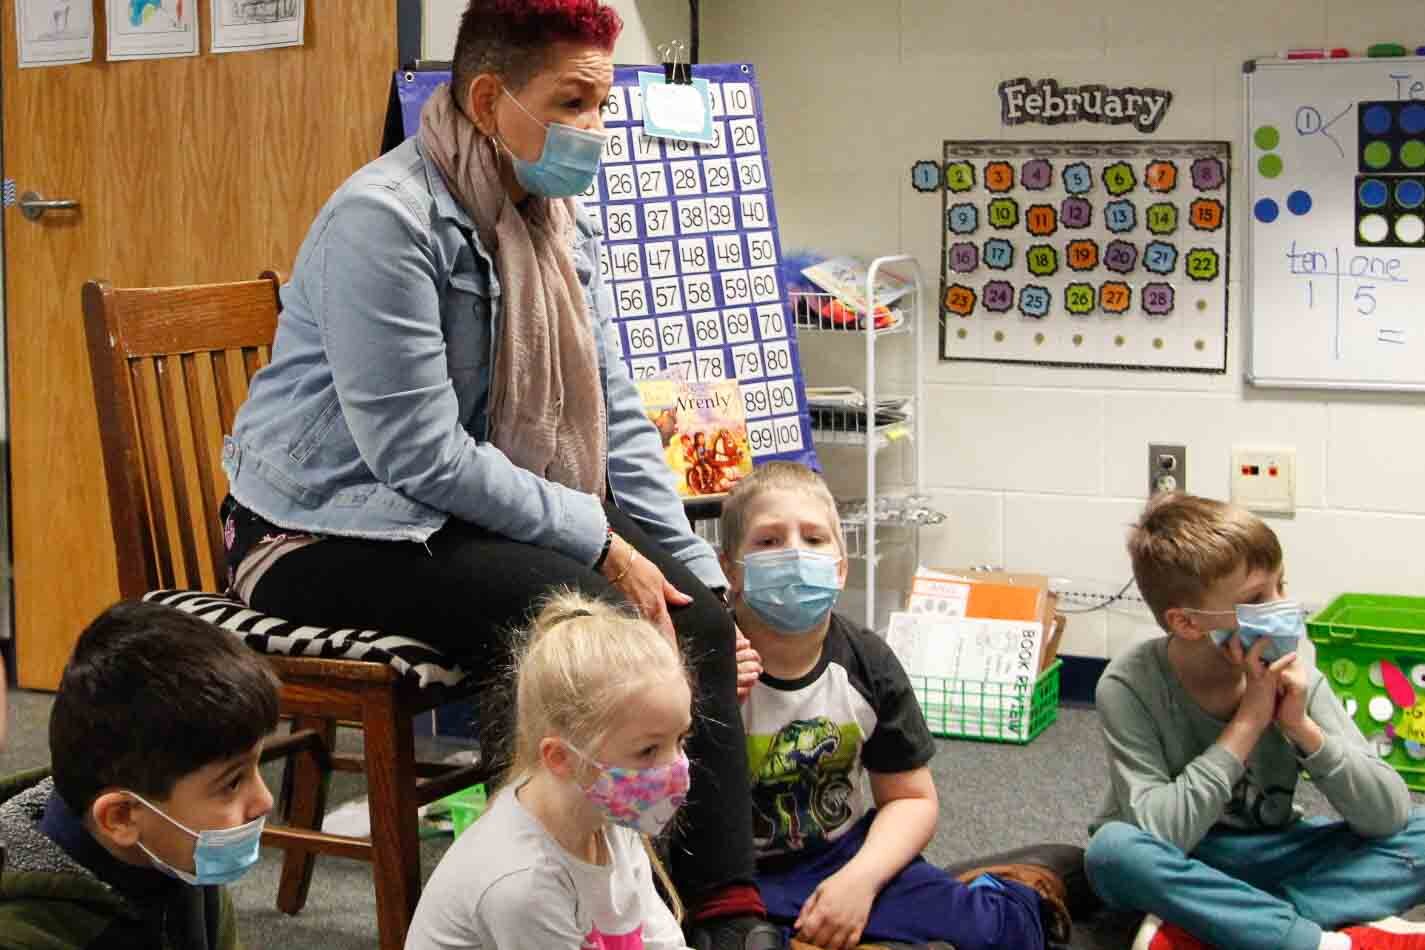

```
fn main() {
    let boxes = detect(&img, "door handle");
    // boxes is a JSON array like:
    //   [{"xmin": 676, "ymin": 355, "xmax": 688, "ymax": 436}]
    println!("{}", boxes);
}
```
[{"xmin": 18, "ymin": 190, "xmax": 80, "ymax": 221}]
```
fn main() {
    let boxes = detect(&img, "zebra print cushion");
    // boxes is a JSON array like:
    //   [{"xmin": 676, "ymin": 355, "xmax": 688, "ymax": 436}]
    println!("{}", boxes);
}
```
[{"xmin": 143, "ymin": 590, "xmax": 469, "ymax": 690}]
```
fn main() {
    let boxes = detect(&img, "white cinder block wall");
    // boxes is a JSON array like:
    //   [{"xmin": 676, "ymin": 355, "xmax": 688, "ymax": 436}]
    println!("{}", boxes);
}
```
[{"xmin": 693, "ymin": 1, "xmax": 1425, "ymax": 659}]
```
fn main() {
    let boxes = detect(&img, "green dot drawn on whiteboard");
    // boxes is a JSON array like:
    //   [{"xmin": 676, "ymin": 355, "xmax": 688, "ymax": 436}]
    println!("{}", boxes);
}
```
[
  {"xmin": 1253, "ymin": 125, "xmax": 1280, "ymax": 150},
  {"xmin": 1364, "ymin": 141, "xmax": 1393, "ymax": 170},
  {"xmin": 1401, "ymin": 141, "xmax": 1425, "ymax": 169},
  {"xmin": 1258, "ymin": 154, "xmax": 1284, "ymax": 179}
]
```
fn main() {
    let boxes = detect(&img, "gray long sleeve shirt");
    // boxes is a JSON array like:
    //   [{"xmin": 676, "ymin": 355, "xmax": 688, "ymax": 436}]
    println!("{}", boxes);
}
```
[{"xmin": 1093, "ymin": 638, "xmax": 1411, "ymax": 854}]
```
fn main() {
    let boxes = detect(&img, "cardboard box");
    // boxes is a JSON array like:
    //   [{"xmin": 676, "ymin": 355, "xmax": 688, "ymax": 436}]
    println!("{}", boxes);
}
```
[{"xmin": 931, "ymin": 568, "xmax": 1064, "ymax": 673}]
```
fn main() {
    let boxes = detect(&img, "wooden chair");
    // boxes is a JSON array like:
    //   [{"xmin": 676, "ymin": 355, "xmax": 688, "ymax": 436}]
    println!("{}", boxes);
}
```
[{"xmin": 82, "ymin": 272, "xmax": 499, "ymax": 950}]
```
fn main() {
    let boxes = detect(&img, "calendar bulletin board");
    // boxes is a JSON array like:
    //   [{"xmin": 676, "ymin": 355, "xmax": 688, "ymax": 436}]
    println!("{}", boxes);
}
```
[
  {"xmin": 393, "ymin": 65, "xmax": 817, "ymax": 467},
  {"xmin": 937, "ymin": 141, "xmax": 1232, "ymax": 372}
]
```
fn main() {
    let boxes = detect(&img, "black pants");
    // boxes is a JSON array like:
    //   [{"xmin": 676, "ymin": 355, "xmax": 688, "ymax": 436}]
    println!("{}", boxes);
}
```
[{"xmin": 246, "ymin": 501, "xmax": 754, "ymax": 903}]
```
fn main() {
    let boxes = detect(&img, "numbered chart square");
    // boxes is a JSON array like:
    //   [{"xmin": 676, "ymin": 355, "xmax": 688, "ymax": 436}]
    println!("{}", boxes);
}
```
[
  {"xmin": 669, "ymin": 161, "xmax": 703, "ymax": 196},
  {"xmin": 740, "ymin": 194, "xmax": 771, "ymax": 229},
  {"xmin": 636, "ymin": 165, "xmax": 669, "ymax": 199},
  {"xmin": 762, "ymin": 340, "xmax": 794, "ymax": 377},
  {"xmin": 651, "ymin": 278, "xmax": 684, "ymax": 315},
  {"xmin": 706, "ymin": 196, "xmax": 738, "ymax": 232},
  {"xmin": 683, "ymin": 273, "xmax": 717, "ymax": 311},
  {"xmin": 741, "ymin": 381, "xmax": 772, "ymax": 419},
  {"xmin": 643, "ymin": 202, "xmax": 677, "ymax": 239},
  {"xmin": 697, "ymin": 121, "xmax": 728, "ymax": 156},
  {"xmin": 678, "ymin": 238, "xmax": 711, "ymax": 274},
  {"xmin": 769, "ymin": 414, "xmax": 806, "ymax": 452},
  {"xmin": 731, "ymin": 343, "xmax": 765, "ymax": 379},
  {"xmin": 704, "ymin": 158, "xmax": 736, "ymax": 193},
  {"xmin": 604, "ymin": 205, "xmax": 640, "ymax": 241},
  {"xmin": 616, "ymin": 282, "xmax": 650, "ymax": 319},
  {"xmin": 729, "ymin": 118, "xmax": 762, "ymax": 153},
  {"xmin": 602, "ymin": 88, "xmax": 629, "ymax": 124},
  {"xmin": 678, "ymin": 199, "xmax": 709, "ymax": 234},
  {"xmin": 604, "ymin": 166, "xmax": 637, "ymax": 202},
  {"xmin": 756, "ymin": 304, "xmax": 788, "ymax": 340},
  {"xmin": 722, "ymin": 307, "xmax": 758, "ymax": 344},
  {"xmin": 938, "ymin": 139, "xmax": 1230, "ymax": 373},
  {"xmin": 720, "ymin": 270, "xmax": 755, "ymax": 306},
  {"xmin": 603, "ymin": 128, "xmax": 632, "ymax": 164},
  {"xmin": 695, "ymin": 348, "xmax": 729, "ymax": 380},
  {"xmin": 631, "ymin": 132, "xmax": 663, "ymax": 164},
  {"xmin": 736, "ymin": 156, "xmax": 768, "ymax": 191},
  {"xmin": 644, "ymin": 241, "xmax": 678, "ymax": 279},
  {"xmin": 712, "ymin": 234, "xmax": 746, "ymax": 270},
  {"xmin": 691, "ymin": 311, "xmax": 726, "ymax": 348}
]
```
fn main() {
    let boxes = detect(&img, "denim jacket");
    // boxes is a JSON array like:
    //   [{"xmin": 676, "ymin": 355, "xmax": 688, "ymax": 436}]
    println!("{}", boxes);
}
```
[{"xmin": 223, "ymin": 137, "xmax": 725, "ymax": 590}]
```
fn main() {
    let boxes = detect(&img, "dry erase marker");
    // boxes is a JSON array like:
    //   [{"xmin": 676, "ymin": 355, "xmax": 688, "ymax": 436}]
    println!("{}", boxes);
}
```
[
  {"xmin": 1368, "ymin": 43, "xmax": 1408, "ymax": 57},
  {"xmin": 1284, "ymin": 48, "xmax": 1350, "ymax": 59}
]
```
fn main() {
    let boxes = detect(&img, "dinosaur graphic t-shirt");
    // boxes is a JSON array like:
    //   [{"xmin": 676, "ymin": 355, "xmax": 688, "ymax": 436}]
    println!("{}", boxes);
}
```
[{"xmin": 742, "ymin": 613, "xmax": 937, "ymax": 861}]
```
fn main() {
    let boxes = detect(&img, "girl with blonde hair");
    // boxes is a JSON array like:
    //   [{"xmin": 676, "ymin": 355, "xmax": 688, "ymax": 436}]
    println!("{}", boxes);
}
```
[{"xmin": 407, "ymin": 592, "xmax": 696, "ymax": 949}]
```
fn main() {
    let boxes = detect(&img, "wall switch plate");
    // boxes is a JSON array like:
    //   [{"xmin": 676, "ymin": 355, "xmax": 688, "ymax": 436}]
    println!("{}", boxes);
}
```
[
  {"xmin": 1149, "ymin": 443, "xmax": 1186, "ymax": 496},
  {"xmin": 1231, "ymin": 446, "xmax": 1296, "ymax": 514}
]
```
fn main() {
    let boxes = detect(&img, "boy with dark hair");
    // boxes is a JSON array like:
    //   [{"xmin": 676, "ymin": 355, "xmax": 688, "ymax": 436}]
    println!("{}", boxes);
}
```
[
  {"xmin": 1088, "ymin": 492, "xmax": 1425, "ymax": 950},
  {"xmin": 719, "ymin": 462, "xmax": 1091, "ymax": 950},
  {"xmin": 0, "ymin": 601, "xmax": 279, "ymax": 949}
]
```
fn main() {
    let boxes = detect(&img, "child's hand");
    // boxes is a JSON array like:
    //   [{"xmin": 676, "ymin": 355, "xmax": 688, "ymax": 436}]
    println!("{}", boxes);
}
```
[
  {"xmin": 734, "ymin": 626, "xmax": 762, "ymax": 703},
  {"xmin": 793, "ymin": 865, "xmax": 877, "ymax": 949},
  {"xmin": 1229, "ymin": 635, "xmax": 1290, "ymax": 730},
  {"xmin": 1274, "ymin": 654, "xmax": 1324, "ymax": 755}
]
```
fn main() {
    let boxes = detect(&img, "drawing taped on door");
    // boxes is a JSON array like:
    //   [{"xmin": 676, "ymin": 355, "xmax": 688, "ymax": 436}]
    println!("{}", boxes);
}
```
[{"xmin": 211, "ymin": 0, "xmax": 305, "ymax": 52}]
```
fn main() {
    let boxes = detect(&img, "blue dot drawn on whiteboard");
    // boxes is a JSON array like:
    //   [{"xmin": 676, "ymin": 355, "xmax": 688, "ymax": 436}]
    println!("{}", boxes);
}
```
[
  {"xmin": 1403, "ymin": 104, "xmax": 1425, "ymax": 136},
  {"xmin": 1287, "ymin": 190, "xmax": 1313, "ymax": 216},
  {"xmin": 1364, "ymin": 104, "xmax": 1394, "ymax": 136},
  {"xmin": 1359, "ymin": 179, "xmax": 1389, "ymax": 209},
  {"xmin": 1254, "ymin": 198, "xmax": 1280, "ymax": 223}
]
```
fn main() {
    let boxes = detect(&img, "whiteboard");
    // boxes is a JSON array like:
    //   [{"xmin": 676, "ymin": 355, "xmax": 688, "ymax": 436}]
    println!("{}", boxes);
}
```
[{"xmin": 1246, "ymin": 57, "xmax": 1425, "ymax": 391}]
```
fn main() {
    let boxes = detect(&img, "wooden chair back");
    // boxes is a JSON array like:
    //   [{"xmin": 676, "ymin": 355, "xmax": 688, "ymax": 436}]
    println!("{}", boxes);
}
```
[{"xmin": 82, "ymin": 273, "xmax": 282, "ymax": 599}]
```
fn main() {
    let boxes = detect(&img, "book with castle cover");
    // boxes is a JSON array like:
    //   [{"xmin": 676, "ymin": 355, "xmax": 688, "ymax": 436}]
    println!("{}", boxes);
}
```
[{"xmin": 636, "ymin": 376, "xmax": 754, "ymax": 499}]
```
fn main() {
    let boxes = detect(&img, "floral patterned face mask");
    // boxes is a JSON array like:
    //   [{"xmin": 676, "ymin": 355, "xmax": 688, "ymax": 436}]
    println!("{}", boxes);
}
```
[{"xmin": 564, "ymin": 742, "xmax": 690, "ymax": 837}]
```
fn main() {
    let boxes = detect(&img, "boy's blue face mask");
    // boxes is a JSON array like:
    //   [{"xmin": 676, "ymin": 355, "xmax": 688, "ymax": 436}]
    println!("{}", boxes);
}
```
[
  {"xmin": 1186, "ymin": 600, "xmax": 1306, "ymax": 662},
  {"xmin": 501, "ymin": 88, "xmax": 606, "ymax": 199},
  {"xmin": 129, "ymin": 791, "xmax": 265, "ymax": 886},
  {"xmin": 739, "ymin": 548, "xmax": 843, "ymax": 634}
]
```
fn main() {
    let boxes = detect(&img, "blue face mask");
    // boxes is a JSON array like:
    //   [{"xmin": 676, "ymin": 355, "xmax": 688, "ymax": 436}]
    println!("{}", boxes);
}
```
[
  {"xmin": 739, "ymin": 548, "xmax": 843, "ymax": 634},
  {"xmin": 129, "ymin": 791, "xmax": 265, "ymax": 886},
  {"xmin": 1192, "ymin": 600, "xmax": 1306, "ymax": 662},
  {"xmin": 501, "ymin": 89, "xmax": 606, "ymax": 198}
]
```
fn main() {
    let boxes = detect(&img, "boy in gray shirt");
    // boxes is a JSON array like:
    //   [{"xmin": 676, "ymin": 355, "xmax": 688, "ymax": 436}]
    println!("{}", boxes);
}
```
[{"xmin": 1087, "ymin": 493, "xmax": 1425, "ymax": 950}]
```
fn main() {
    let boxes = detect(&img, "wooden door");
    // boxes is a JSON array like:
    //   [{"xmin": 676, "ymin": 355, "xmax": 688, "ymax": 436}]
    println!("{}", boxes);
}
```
[{"xmin": 3, "ymin": 0, "xmax": 397, "ymax": 689}]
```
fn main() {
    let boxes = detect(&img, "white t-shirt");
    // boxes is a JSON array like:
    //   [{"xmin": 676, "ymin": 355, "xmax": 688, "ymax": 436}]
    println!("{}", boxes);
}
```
[{"xmin": 405, "ymin": 781, "xmax": 688, "ymax": 950}]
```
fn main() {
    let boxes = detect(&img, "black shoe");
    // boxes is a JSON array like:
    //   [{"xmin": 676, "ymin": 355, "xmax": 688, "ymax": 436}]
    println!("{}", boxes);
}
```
[
  {"xmin": 686, "ymin": 915, "xmax": 785, "ymax": 950},
  {"xmin": 942, "ymin": 842, "xmax": 1100, "ymax": 919}
]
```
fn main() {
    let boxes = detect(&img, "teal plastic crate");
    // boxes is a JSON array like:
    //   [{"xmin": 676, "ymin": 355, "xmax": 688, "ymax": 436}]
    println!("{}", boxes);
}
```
[
  {"xmin": 1307, "ymin": 593, "xmax": 1425, "ymax": 791},
  {"xmin": 907, "ymin": 660, "xmax": 1060, "ymax": 745}
]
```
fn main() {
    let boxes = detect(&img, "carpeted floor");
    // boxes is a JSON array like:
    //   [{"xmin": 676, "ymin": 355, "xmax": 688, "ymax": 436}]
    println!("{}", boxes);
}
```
[{"xmin": 2, "ymin": 687, "xmax": 1413, "ymax": 949}]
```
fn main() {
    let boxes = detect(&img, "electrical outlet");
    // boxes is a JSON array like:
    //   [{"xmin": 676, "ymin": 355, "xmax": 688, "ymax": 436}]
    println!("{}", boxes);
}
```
[
  {"xmin": 1231, "ymin": 446, "xmax": 1296, "ymax": 514},
  {"xmin": 1148, "ymin": 443, "xmax": 1186, "ymax": 496}
]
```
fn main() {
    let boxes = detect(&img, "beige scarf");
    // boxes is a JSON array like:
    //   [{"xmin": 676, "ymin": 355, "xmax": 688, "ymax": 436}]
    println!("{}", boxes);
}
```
[{"xmin": 419, "ymin": 85, "xmax": 606, "ymax": 499}]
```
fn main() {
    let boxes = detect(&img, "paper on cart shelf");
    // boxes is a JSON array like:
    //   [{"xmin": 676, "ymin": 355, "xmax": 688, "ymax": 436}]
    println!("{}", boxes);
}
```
[{"xmin": 886, "ymin": 612, "xmax": 1042, "ymax": 684}]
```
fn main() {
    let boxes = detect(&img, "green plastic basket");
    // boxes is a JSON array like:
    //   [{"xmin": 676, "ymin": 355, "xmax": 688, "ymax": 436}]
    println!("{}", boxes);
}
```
[
  {"xmin": 439, "ymin": 784, "xmax": 488, "ymax": 838},
  {"xmin": 907, "ymin": 660, "xmax": 1061, "ymax": 745},
  {"xmin": 1306, "ymin": 593, "xmax": 1425, "ymax": 791}
]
